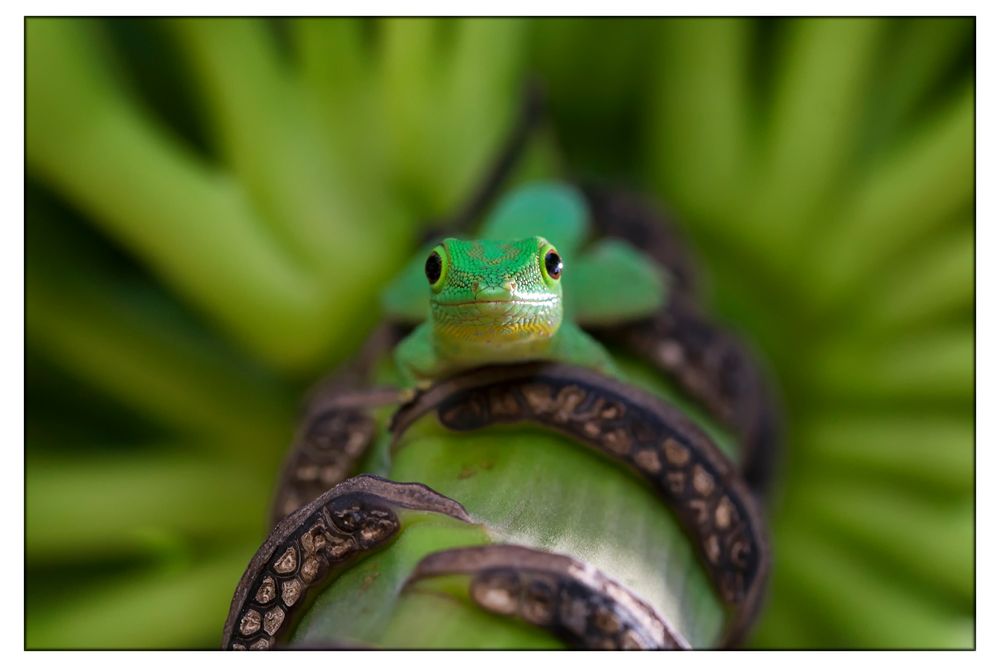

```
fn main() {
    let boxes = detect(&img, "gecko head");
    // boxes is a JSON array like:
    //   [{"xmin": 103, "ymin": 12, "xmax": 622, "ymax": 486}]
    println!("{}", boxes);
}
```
[{"xmin": 425, "ymin": 237, "xmax": 564, "ymax": 344}]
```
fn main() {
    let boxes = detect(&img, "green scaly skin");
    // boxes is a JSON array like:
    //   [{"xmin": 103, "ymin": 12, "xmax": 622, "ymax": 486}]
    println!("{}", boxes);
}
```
[
  {"xmin": 394, "ymin": 236, "xmax": 614, "ymax": 386},
  {"xmin": 383, "ymin": 183, "xmax": 669, "ymax": 387}
]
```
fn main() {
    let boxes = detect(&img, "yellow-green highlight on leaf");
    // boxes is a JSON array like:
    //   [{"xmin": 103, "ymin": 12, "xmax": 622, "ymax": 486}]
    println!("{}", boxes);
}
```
[
  {"xmin": 26, "ymin": 454, "xmax": 271, "ymax": 564},
  {"xmin": 745, "ymin": 18, "xmax": 885, "ymax": 263},
  {"xmin": 26, "ymin": 19, "xmax": 331, "ymax": 370},
  {"xmin": 170, "ymin": 19, "xmax": 399, "ymax": 280},
  {"xmin": 649, "ymin": 19, "xmax": 752, "ymax": 225},
  {"xmin": 809, "ymin": 83, "xmax": 973, "ymax": 309}
]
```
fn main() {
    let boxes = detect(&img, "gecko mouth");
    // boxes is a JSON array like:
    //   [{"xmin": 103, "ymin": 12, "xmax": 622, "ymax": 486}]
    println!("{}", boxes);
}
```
[
  {"xmin": 432, "ymin": 297, "xmax": 562, "ymax": 342},
  {"xmin": 433, "ymin": 296, "xmax": 560, "ymax": 307}
]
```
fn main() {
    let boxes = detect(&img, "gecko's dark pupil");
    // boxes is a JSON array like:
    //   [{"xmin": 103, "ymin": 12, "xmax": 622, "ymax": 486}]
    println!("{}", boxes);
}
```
[
  {"xmin": 545, "ymin": 249, "xmax": 563, "ymax": 279},
  {"xmin": 425, "ymin": 251, "xmax": 443, "ymax": 284}
]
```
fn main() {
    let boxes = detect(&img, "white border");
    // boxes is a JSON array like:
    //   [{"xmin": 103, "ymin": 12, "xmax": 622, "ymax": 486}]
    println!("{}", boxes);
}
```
[{"xmin": 7, "ymin": 4, "xmax": 993, "ymax": 665}]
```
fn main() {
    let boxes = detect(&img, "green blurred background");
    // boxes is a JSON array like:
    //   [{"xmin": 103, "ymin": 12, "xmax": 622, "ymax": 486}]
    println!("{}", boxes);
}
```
[{"xmin": 25, "ymin": 17, "xmax": 973, "ymax": 648}]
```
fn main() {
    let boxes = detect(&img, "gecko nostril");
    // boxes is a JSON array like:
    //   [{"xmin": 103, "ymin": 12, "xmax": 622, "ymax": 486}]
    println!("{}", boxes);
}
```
[{"xmin": 505, "ymin": 281, "xmax": 516, "ymax": 293}]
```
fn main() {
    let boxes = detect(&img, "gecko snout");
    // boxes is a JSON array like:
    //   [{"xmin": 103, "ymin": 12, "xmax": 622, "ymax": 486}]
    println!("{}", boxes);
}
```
[{"xmin": 473, "ymin": 281, "xmax": 517, "ymax": 302}]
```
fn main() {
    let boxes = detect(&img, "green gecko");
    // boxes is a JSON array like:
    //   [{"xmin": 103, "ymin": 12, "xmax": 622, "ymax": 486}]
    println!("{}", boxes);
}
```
[{"xmin": 382, "ymin": 182, "xmax": 669, "ymax": 387}]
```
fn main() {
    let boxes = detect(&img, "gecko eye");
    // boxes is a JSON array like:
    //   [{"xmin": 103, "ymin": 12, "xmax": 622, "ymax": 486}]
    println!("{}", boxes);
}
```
[
  {"xmin": 543, "ymin": 248, "xmax": 563, "ymax": 280},
  {"xmin": 425, "ymin": 247, "xmax": 447, "ymax": 291}
]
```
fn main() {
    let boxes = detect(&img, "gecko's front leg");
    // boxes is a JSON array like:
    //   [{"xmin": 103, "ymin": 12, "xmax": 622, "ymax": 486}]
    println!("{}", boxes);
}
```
[
  {"xmin": 549, "ymin": 323, "xmax": 619, "ymax": 377},
  {"xmin": 394, "ymin": 322, "xmax": 446, "ymax": 390}
]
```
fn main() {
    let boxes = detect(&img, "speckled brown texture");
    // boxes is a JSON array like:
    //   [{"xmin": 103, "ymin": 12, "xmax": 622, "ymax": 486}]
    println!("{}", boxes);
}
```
[{"xmin": 391, "ymin": 363, "xmax": 769, "ymax": 643}]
